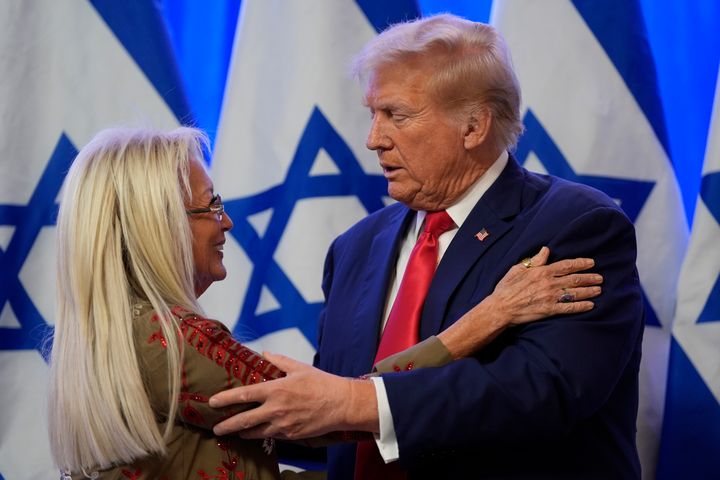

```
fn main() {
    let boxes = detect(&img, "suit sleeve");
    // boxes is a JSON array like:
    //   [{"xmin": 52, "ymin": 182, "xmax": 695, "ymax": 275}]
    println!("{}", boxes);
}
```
[{"xmin": 381, "ymin": 205, "xmax": 644, "ymax": 461}]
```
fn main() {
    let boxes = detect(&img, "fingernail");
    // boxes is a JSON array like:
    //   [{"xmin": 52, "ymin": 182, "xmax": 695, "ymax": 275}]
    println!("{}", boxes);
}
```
[
  {"xmin": 593, "ymin": 286, "xmax": 602, "ymax": 294},
  {"xmin": 594, "ymin": 275, "xmax": 603, "ymax": 282},
  {"xmin": 587, "ymin": 259, "xmax": 595, "ymax": 266},
  {"xmin": 208, "ymin": 397, "xmax": 218, "ymax": 407}
]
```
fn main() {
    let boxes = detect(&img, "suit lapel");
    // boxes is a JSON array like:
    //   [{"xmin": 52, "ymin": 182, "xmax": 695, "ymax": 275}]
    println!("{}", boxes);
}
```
[
  {"xmin": 351, "ymin": 205, "xmax": 414, "ymax": 371},
  {"xmin": 420, "ymin": 156, "xmax": 528, "ymax": 339}
]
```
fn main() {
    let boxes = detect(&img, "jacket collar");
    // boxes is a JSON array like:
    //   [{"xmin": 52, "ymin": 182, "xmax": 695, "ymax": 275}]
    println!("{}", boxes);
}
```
[
  {"xmin": 420, "ymin": 155, "xmax": 529, "ymax": 338},
  {"xmin": 351, "ymin": 204, "xmax": 414, "ymax": 372}
]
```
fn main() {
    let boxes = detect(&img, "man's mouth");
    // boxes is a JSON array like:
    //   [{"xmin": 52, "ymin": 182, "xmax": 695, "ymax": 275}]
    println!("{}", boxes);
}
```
[{"xmin": 381, "ymin": 164, "xmax": 401, "ymax": 175}]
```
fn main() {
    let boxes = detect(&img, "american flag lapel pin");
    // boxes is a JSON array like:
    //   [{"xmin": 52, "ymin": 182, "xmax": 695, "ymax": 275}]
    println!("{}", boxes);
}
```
[{"xmin": 475, "ymin": 228, "xmax": 489, "ymax": 241}]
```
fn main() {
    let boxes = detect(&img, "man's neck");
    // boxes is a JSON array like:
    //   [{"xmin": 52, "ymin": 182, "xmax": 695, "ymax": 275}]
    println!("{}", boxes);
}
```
[{"xmin": 415, "ymin": 151, "xmax": 509, "ymax": 233}]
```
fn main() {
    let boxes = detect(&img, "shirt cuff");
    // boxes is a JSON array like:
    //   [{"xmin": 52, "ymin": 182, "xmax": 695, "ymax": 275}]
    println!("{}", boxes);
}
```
[{"xmin": 370, "ymin": 376, "xmax": 400, "ymax": 463}]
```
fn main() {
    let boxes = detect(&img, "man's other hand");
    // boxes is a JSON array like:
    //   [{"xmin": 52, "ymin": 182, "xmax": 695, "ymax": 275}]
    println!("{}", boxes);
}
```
[{"xmin": 209, "ymin": 352, "xmax": 379, "ymax": 439}]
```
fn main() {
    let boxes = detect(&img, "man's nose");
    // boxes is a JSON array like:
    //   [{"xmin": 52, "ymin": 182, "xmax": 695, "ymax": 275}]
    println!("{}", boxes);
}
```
[{"xmin": 366, "ymin": 116, "xmax": 390, "ymax": 151}]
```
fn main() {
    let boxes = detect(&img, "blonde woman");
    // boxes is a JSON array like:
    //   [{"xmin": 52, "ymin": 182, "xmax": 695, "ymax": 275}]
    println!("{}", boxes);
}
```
[{"xmin": 48, "ymin": 127, "xmax": 601, "ymax": 479}]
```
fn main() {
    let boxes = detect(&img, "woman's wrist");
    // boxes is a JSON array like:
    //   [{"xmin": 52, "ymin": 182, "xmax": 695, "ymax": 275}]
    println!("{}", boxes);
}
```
[{"xmin": 437, "ymin": 298, "xmax": 509, "ymax": 359}]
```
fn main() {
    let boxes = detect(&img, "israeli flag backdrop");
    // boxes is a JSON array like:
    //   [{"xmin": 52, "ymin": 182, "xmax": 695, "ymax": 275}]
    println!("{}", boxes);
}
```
[
  {"xmin": 1, "ymin": 0, "xmax": 719, "ymax": 478},
  {"xmin": 657, "ymin": 66, "xmax": 720, "ymax": 478},
  {"xmin": 0, "ymin": 1, "xmax": 189, "ymax": 477},
  {"xmin": 201, "ymin": 0, "xmax": 420, "ymax": 363}
]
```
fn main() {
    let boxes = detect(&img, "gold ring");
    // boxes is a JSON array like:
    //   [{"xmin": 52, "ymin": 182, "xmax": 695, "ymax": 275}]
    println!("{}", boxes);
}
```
[{"xmin": 521, "ymin": 257, "xmax": 533, "ymax": 269}]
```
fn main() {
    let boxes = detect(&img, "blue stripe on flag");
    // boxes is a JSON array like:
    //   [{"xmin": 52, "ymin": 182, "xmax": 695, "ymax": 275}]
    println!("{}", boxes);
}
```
[
  {"xmin": 700, "ymin": 172, "xmax": 720, "ymax": 223},
  {"xmin": 418, "ymin": 0, "xmax": 491, "ymax": 22},
  {"xmin": 89, "ymin": 1, "xmax": 194, "ymax": 124},
  {"xmin": 697, "ymin": 172, "xmax": 720, "ymax": 323},
  {"xmin": 355, "ymin": 0, "xmax": 421, "ymax": 33},
  {"xmin": 698, "ymin": 273, "xmax": 720, "ymax": 324},
  {"xmin": 571, "ymin": 0, "xmax": 670, "ymax": 156},
  {"xmin": 657, "ymin": 337, "xmax": 720, "ymax": 478}
]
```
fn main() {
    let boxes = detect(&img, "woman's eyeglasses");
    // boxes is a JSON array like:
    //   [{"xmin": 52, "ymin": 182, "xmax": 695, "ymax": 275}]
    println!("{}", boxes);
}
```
[{"xmin": 186, "ymin": 194, "xmax": 224, "ymax": 219}]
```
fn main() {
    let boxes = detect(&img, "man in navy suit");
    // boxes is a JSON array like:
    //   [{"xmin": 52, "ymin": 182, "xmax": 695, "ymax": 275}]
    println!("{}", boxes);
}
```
[{"xmin": 211, "ymin": 14, "xmax": 643, "ymax": 479}]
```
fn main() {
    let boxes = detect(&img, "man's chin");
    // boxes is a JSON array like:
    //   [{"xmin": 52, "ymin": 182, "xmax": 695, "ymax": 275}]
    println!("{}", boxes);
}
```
[
  {"xmin": 389, "ymin": 189, "xmax": 433, "ymax": 211},
  {"xmin": 387, "ymin": 186, "xmax": 414, "ymax": 206}
]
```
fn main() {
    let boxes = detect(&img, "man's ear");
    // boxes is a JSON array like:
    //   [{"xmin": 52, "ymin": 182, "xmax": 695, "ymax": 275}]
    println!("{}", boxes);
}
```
[{"xmin": 463, "ymin": 108, "xmax": 492, "ymax": 150}]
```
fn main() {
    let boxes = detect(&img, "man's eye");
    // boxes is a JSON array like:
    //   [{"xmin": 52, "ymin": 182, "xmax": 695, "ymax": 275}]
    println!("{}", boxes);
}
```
[
  {"xmin": 210, "ymin": 194, "xmax": 219, "ymax": 206},
  {"xmin": 392, "ymin": 113, "xmax": 408, "ymax": 122}
]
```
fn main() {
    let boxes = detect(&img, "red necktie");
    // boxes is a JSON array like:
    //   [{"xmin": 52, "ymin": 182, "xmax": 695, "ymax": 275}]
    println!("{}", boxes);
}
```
[{"xmin": 354, "ymin": 210, "xmax": 455, "ymax": 480}]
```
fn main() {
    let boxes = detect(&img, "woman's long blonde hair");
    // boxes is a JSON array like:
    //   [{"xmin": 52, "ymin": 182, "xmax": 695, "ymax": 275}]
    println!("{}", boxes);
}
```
[{"xmin": 48, "ymin": 127, "xmax": 208, "ymax": 472}]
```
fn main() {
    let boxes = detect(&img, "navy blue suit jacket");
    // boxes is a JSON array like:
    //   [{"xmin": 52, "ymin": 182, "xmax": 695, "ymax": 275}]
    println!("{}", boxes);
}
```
[{"xmin": 314, "ymin": 157, "xmax": 644, "ymax": 479}]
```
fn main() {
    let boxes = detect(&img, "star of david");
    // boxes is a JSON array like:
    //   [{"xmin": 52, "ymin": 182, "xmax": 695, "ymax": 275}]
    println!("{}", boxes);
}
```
[
  {"xmin": 0, "ymin": 134, "xmax": 77, "ymax": 360},
  {"xmin": 697, "ymin": 171, "xmax": 720, "ymax": 323},
  {"xmin": 223, "ymin": 106, "xmax": 387, "ymax": 346},
  {"xmin": 516, "ymin": 110, "xmax": 660, "ymax": 326}
]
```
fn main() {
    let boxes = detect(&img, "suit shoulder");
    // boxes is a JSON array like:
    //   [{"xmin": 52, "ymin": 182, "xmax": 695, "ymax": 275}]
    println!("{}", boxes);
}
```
[
  {"xmin": 333, "ymin": 202, "xmax": 408, "ymax": 245},
  {"xmin": 527, "ymin": 170, "xmax": 629, "ymax": 222}
]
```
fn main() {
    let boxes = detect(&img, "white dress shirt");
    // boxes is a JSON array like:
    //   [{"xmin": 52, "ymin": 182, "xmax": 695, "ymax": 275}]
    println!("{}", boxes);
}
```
[{"xmin": 370, "ymin": 151, "xmax": 509, "ymax": 462}]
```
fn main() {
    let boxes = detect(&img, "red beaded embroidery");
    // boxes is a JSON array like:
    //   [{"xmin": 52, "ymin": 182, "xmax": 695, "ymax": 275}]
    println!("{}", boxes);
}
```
[
  {"xmin": 392, "ymin": 362, "xmax": 415, "ymax": 372},
  {"xmin": 145, "ymin": 307, "xmax": 285, "ymax": 387},
  {"xmin": 136, "ymin": 306, "xmax": 270, "ymax": 479},
  {"xmin": 145, "ymin": 307, "xmax": 285, "ymax": 430},
  {"xmin": 121, "ymin": 468, "xmax": 142, "ymax": 479},
  {"xmin": 196, "ymin": 463, "xmax": 245, "ymax": 480},
  {"xmin": 178, "ymin": 314, "xmax": 285, "ymax": 386},
  {"xmin": 181, "ymin": 404, "xmax": 205, "ymax": 425},
  {"xmin": 147, "ymin": 314, "xmax": 168, "ymax": 348}
]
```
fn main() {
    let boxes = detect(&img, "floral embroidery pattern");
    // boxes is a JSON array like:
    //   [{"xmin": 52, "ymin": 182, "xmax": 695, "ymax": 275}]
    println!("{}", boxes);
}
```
[
  {"xmin": 197, "ymin": 441, "xmax": 245, "ymax": 480},
  {"xmin": 177, "ymin": 311, "xmax": 284, "ymax": 387},
  {"xmin": 175, "ymin": 366, "xmax": 209, "ymax": 425},
  {"xmin": 147, "ymin": 314, "xmax": 167, "ymax": 348},
  {"xmin": 145, "ymin": 307, "xmax": 284, "ymax": 388}
]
